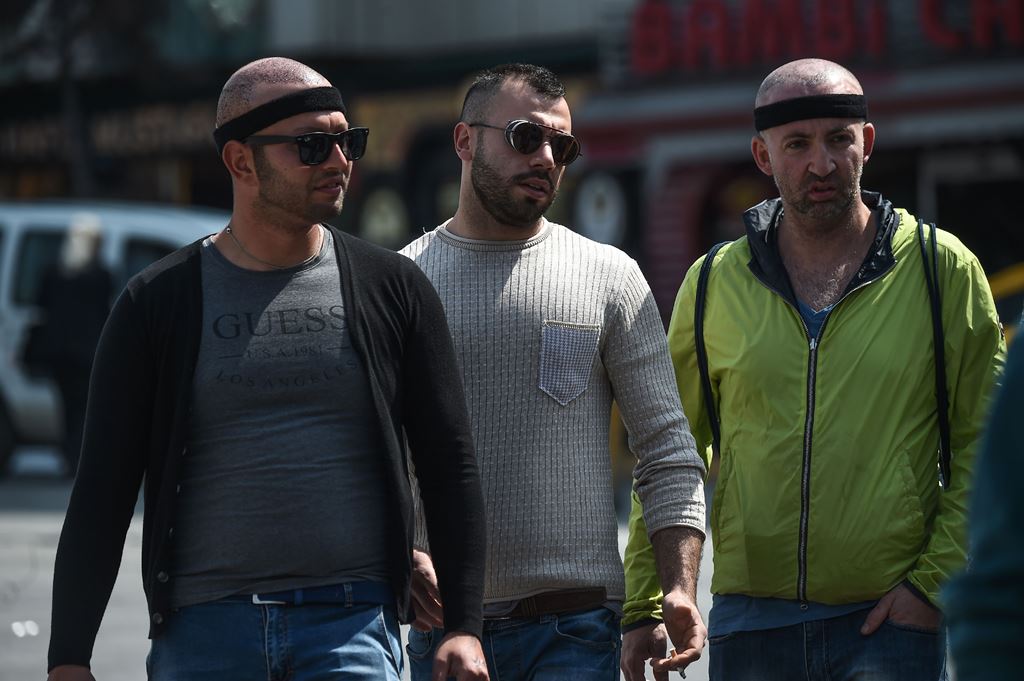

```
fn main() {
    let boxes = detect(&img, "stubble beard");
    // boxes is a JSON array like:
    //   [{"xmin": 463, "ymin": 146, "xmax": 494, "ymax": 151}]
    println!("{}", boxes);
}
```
[
  {"xmin": 253, "ymin": 150, "xmax": 345, "ymax": 227},
  {"xmin": 776, "ymin": 163, "xmax": 863, "ymax": 227},
  {"xmin": 470, "ymin": 150, "xmax": 556, "ymax": 230}
]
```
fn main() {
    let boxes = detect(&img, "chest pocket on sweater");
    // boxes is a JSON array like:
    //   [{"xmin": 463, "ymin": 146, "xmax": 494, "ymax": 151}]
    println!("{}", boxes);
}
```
[{"xmin": 539, "ymin": 320, "xmax": 601, "ymax": 405}]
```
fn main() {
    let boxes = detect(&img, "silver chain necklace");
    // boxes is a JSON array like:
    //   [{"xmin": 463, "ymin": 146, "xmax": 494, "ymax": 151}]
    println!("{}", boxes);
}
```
[{"xmin": 224, "ymin": 224, "xmax": 323, "ymax": 270}]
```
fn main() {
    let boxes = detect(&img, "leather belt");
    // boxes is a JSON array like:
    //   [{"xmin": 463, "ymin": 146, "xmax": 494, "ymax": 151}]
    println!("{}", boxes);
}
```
[{"xmin": 506, "ymin": 588, "xmax": 608, "ymax": 618}]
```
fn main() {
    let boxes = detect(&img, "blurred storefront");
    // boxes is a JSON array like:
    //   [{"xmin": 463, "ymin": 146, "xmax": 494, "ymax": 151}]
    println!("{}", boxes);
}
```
[
  {"xmin": 0, "ymin": 94, "xmax": 230, "ymax": 205},
  {"xmin": 1, "ymin": 0, "xmax": 1021, "ymax": 328},
  {"xmin": 0, "ymin": 0, "xmax": 612, "ymax": 233},
  {"xmin": 573, "ymin": 0, "xmax": 1024, "ymax": 324},
  {"xmin": 0, "ymin": 0, "xmax": 264, "ymax": 205}
]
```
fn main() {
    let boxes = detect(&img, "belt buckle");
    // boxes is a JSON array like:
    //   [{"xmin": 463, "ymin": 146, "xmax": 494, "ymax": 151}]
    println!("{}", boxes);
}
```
[{"xmin": 251, "ymin": 593, "xmax": 287, "ymax": 605}]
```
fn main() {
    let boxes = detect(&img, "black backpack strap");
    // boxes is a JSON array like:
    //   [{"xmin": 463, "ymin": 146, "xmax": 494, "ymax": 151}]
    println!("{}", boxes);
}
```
[
  {"xmin": 694, "ymin": 241, "xmax": 730, "ymax": 457},
  {"xmin": 917, "ymin": 219, "xmax": 952, "ymax": 489}
]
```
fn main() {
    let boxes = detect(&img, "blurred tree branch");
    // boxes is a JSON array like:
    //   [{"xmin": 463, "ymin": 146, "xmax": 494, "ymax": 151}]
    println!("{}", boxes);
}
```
[
  {"xmin": 0, "ymin": 0, "xmax": 171, "ymax": 196},
  {"xmin": 0, "ymin": 0, "xmax": 170, "ymax": 69}
]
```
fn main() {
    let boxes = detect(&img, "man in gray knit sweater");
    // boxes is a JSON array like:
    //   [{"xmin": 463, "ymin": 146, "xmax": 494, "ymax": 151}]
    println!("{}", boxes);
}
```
[{"xmin": 401, "ymin": 64, "xmax": 707, "ymax": 680}]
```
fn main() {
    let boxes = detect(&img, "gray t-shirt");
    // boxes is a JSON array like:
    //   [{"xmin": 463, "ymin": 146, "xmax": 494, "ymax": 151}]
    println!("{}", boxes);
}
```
[{"xmin": 171, "ymin": 230, "xmax": 390, "ymax": 608}]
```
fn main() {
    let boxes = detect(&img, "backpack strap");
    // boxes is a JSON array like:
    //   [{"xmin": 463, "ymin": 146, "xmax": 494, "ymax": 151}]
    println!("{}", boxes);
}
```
[
  {"xmin": 694, "ymin": 241, "xmax": 730, "ymax": 457},
  {"xmin": 917, "ymin": 219, "xmax": 952, "ymax": 490}
]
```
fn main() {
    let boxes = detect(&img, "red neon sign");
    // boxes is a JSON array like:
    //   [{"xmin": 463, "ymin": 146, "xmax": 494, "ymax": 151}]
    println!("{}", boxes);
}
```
[{"xmin": 630, "ymin": 0, "xmax": 1024, "ymax": 76}]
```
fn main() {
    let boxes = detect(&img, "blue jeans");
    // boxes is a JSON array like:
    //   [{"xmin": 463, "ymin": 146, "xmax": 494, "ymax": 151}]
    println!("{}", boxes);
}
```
[
  {"xmin": 147, "ymin": 597, "xmax": 403, "ymax": 680},
  {"xmin": 708, "ymin": 608, "xmax": 948, "ymax": 681},
  {"xmin": 407, "ymin": 607, "xmax": 621, "ymax": 681}
]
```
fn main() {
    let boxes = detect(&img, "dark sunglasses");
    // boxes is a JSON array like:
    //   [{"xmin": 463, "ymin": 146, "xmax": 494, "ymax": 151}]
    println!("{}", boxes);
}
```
[
  {"xmin": 468, "ymin": 119, "xmax": 581, "ymax": 166},
  {"xmin": 244, "ymin": 127, "xmax": 370, "ymax": 165}
]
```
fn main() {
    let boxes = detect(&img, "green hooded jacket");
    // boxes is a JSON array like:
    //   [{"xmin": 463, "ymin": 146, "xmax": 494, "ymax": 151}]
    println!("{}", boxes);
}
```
[{"xmin": 623, "ymin": 193, "xmax": 1005, "ymax": 628}]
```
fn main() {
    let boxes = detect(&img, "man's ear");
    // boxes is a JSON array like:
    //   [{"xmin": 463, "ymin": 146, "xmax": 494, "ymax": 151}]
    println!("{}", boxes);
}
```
[
  {"xmin": 222, "ymin": 141, "xmax": 259, "ymax": 187},
  {"xmin": 862, "ymin": 122, "xmax": 875, "ymax": 163},
  {"xmin": 454, "ymin": 122, "xmax": 474, "ymax": 162},
  {"xmin": 751, "ymin": 134, "xmax": 773, "ymax": 177}
]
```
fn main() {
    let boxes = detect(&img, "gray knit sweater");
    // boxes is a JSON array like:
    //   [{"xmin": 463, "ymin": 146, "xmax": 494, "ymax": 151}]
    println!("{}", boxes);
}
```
[{"xmin": 401, "ymin": 220, "xmax": 705, "ymax": 603}]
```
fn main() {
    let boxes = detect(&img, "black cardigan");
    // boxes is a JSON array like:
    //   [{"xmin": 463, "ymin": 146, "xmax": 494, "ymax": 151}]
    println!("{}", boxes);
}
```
[{"xmin": 48, "ymin": 226, "xmax": 485, "ymax": 670}]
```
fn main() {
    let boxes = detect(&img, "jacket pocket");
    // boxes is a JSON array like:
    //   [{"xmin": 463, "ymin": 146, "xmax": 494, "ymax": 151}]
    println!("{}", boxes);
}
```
[
  {"xmin": 891, "ymin": 448, "xmax": 927, "ymax": 554},
  {"xmin": 539, "ymin": 320, "xmax": 601, "ymax": 405}
]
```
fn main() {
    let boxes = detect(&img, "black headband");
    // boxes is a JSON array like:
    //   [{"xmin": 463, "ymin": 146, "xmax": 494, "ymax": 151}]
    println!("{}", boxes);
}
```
[
  {"xmin": 213, "ymin": 86, "xmax": 346, "ymax": 153},
  {"xmin": 754, "ymin": 94, "xmax": 867, "ymax": 131}
]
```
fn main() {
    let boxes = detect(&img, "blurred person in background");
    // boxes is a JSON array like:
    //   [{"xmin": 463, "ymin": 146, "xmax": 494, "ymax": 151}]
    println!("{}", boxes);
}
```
[
  {"xmin": 47, "ymin": 57, "xmax": 488, "ymax": 681},
  {"xmin": 623, "ymin": 58, "xmax": 1005, "ymax": 681},
  {"xmin": 945, "ymin": 317, "xmax": 1024, "ymax": 681},
  {"xmin": 34, "ymin": 215, "xmax": 112, "ymax": 474},
  {"xmin": 401, "ymin": 63, "xmax": 707, "ymax": 681}
]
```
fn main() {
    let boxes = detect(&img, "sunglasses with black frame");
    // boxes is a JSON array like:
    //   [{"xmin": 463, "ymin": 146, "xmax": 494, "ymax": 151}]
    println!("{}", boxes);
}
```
[
  {"xmin": 244, "ymin": 127, "xmax": 370, "ymax": 165},
  {"xmin": 467, "ymin": 119, "xmax": 582, "ymax": 166}
]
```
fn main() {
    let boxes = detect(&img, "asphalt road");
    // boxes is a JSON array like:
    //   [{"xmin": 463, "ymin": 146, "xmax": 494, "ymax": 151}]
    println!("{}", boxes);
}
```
[{"xmin": 1, "ymin": 447, "xmax": 713, "ymax": 681}]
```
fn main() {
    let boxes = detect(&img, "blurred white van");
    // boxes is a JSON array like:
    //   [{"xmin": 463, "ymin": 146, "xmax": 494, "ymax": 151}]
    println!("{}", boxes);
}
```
[{"xmin": 0, "ymin": 201, "xmax": 229, "ymax": 475}]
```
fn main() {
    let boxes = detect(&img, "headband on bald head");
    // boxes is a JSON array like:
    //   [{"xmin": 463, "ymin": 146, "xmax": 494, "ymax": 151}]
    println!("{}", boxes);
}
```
[
  {"xmin": 754, "ymin": 94, "xmax": 867, "ymax": 132},
  {"xmin": 213, "ymin": 86, "xmax": 346, "ymax": 153}
]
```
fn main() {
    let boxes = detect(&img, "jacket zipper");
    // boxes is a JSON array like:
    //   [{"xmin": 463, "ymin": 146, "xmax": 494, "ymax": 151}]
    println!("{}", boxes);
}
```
[
  {"xmin": 798, "ymin": 331, "xmax": 817, "ymax": 606},
  {"xmin": 798, "ymin": 274, "xmax": 884, "ymax": 605},
  {"xmin": 753, "ymin": 273, "xmax": 879, "ymax": 607}
]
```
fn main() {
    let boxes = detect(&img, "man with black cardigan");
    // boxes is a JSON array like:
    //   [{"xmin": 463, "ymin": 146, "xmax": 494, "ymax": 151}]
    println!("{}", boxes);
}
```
[{"xmin": 47, "ymin": 57, "xmax": 488, "ymax": 681}]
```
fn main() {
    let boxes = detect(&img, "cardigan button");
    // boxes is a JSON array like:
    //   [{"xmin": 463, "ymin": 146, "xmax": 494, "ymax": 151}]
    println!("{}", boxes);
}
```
[
  {"xmin": 151, "ymin": 613, "xmax": 164, "ymax": 625},
  {"xmin": 157, "ymin": 571, "xmax": 169, "ymax": 583}
]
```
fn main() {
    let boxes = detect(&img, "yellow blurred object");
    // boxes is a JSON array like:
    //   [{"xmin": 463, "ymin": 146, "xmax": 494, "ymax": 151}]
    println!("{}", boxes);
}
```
[{"xmin": 989, "ymin": 263, "xmax": 1024, "ymax": 345}]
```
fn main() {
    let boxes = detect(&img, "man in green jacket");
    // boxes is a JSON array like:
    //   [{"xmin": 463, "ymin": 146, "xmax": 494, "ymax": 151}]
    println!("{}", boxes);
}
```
[{"xmin": 621, "ymin": 58, "xmax": 1005, "ymax": 681}]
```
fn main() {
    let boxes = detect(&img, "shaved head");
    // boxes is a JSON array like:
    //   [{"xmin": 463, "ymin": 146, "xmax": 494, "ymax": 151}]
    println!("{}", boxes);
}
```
[
  {"xmin": 216, "ymin": 57, "xmax": 330, "ymax": 126},
  {"xmin": 755, "ymin": 58, "xmax": 863, "ymax": 108}
]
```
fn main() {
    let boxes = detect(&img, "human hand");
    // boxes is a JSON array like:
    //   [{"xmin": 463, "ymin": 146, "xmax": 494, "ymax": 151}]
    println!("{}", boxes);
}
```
[
  {"xmin": 621, "ymin": 622, "xmax": 671, "ymax": 681},
  {"xmin": 860, "ymin": 583, "xmax": 941, "ymax": 635},
  {"xmin": 432, "ymin": 632, "xmax": 489, "ymax": 680},
  {"xmin": 47, "ymin": 665, "xmax": 96, "ymax": 681},
  {"xmin": 651, "ymin": 590, "xmax": 706, "ymax": 677},
  {"xmin": 411, "ymin": 548, "xmax": 443, "ymax": 632}
]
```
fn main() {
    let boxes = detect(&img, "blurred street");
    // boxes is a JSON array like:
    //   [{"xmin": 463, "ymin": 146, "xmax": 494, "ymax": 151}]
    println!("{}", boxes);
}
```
[
  {"xmin": 1, "ymin": 447, "xmax": 713, "ymax": 681},
  {"xmin": 1, "ymin": 448, "xmax": 150, "ymax": 681}
]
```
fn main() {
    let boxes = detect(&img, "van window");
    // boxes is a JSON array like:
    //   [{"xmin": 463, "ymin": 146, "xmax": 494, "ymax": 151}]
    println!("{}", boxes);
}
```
[
  {"xmin": 12, "ymin": 229, "xmax": 64, "ymax": 307},
  {"xmin": 121, "ymin": 237, "xmax": 176, "ymax": 288}
]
